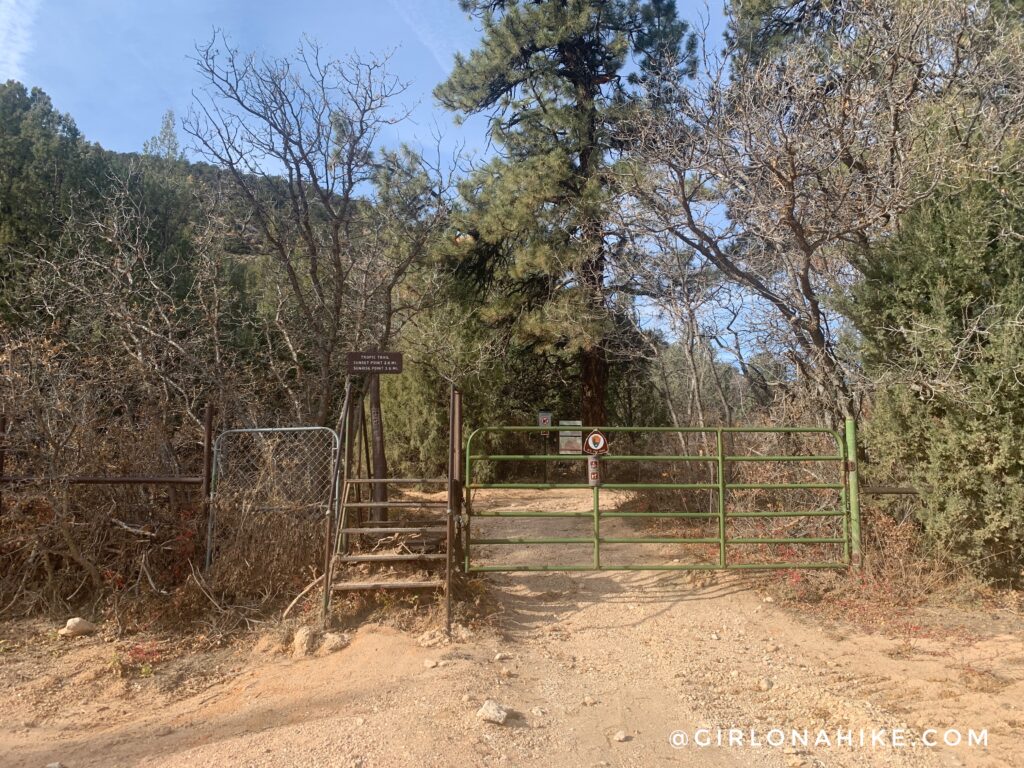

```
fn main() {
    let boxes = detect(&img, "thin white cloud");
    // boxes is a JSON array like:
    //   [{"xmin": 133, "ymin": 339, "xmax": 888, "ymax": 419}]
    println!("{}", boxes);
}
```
[
  {"xmin": 0, "ymin": 0, "xmax": 41, "ymax": 82},
  {"xmin": 385, "ymin": 0, "xmax": 476, "ymax": 74}
]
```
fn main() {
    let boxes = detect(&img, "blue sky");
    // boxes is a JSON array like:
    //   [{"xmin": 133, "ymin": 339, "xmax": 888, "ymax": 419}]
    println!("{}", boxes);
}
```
[{"xmin": 1, "ymin": 0, "xmax": 727, "ymax": 158}]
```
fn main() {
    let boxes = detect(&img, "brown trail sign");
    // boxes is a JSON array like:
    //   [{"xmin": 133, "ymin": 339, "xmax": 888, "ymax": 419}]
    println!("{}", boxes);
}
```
[
  {"xmin": 583, "ymin": 429, "xmax": 608, "ymax": 455},
  {"xmin": 346, "ymin": 351, "xmax": 403, "ymax": 375}
]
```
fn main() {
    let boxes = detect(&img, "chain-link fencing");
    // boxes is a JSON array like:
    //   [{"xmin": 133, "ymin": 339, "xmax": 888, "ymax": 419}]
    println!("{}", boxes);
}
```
[{"xmin": 206, "ymin": 427, "xmax": 339, "ymax": 596}]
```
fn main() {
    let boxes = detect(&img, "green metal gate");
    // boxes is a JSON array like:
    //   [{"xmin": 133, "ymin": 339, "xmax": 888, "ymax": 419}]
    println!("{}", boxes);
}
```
[{"xmin": 463, "ymin": 420, "xmax": 861, "ymax": 572}]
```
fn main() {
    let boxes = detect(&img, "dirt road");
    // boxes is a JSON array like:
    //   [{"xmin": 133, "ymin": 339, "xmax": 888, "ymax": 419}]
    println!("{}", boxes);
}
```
[{"xmin": 2, "ymin": 489, "xmax": 1021, "ymax": 767}]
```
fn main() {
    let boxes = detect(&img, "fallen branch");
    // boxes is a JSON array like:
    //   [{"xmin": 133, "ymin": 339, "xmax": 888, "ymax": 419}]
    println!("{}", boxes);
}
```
[
  {"xmin": 282, "ymin": 573, "xmax": 324, "ymax": 620},
  {"xmin": 111, "ymin": 517, "xmax": 157, "ymax": 537},
  {"xmin": 188, "ymin": 562, "xmax": 226, "ymax": 614}
]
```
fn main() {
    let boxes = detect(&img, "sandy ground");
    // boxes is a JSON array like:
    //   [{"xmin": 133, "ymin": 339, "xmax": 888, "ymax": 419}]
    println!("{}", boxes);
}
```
[{"xmin": 2, "ymin": 488, "xmax": 1022, "ymax": 768}]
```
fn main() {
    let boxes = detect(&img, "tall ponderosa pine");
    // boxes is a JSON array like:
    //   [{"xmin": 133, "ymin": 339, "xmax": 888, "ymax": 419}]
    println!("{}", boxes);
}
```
[
  {"xmin": 725, "ymin": 0, "xmax": 852, "ymax": 64},
  {"xmin": 436, "ymin": 0, "xmax": 692, "ymax": 426}
]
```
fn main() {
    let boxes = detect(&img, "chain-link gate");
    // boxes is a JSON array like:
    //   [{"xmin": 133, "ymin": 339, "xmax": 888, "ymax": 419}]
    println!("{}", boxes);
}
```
[{"xmin": 205, "ymin": 427, "xmax": 339, "ymax": 576}]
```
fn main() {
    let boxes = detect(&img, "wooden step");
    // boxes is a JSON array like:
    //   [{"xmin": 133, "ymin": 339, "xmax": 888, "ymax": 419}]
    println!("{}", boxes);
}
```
[
  {"xmin": 337, "ymin": 553, "xmax": 447, "ymax": 563},
  {"xmin": 341, "ymin": 500, "xmax": 449, "ymax": 509},
  {"xmin": 345, "ymin": 478, "xmax": 447, "ymax": 485},
  {"xmin": 341, "ymin": 519, "xmax": 445, "ymax": 527},
  {"xmin": 340, "ymin": 526, "xmax": 447, "ymax": 534},
  {"xmin": 332, "ymin": 580, "xmax": 444, "ymax": 592}
]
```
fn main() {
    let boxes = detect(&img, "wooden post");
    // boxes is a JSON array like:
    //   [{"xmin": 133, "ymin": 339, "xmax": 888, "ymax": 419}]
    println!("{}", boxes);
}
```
[
  {"xmin": 367, "ymin": 373, "xmax": 388, "ymax": 519},
  {"xmin": 360, "ymin": 398, "xmax": 371, "ymax": 506}
]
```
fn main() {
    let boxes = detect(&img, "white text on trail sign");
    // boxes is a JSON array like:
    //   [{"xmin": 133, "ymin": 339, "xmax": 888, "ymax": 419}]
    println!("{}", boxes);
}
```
[
  {"xmin": 583, "ymin": 429, "xmax": 609, "ymax": 455},
  {"xmin": 346, "ymin": 351, "xmax": 403, "ymax": 375}
]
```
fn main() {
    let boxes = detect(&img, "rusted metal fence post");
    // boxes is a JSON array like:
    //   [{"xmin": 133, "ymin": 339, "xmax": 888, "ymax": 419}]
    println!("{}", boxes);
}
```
[
  {"xmin": 200, "ymin": 404, "xmax": 214, "ymax": 569},
  {"xmin": 0, "ymin": 412, "xmax": 7, "ymax": 515},
  {"xmin": 322, "ymin": 377, "xmax": 353, "ymax": 627},
  {"xmin": 446, "ymin": 384, "xmax": 456, "ymax": 634},
  {"xmin": 453, "ymin": 388, "xmax": 464, "ymax": 565}
]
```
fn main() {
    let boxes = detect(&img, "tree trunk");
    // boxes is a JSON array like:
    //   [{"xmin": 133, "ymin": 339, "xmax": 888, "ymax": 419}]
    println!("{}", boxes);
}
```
[
  {"xmin": 574, "ymin": 71, "xmax": 609, "ymax": 431},
  {"xmin": 580, "ymin": 346, "xmax": 608, "ymax": 427},
  {"xmin": 314, "ymin": 350, "xmax": 333, "ymax": 427},
  {"xmin": 658, "ymin": 357, "xmax": 690, "ymax": 455},
  {"xmin": 367, "ymin": 374, "xmax": 388, "ymax": 520}
]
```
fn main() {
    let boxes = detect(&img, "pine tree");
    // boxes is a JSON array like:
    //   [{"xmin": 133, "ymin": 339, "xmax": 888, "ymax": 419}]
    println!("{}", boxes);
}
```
[
  {"xmin": 0, "ymin": 82, "xmax": 87, "ymax": 250},
  {"xmin": 436, "ymin": 0, "xmax": 693, "ymax": 426},
  {"xmin": 725, "ymin": 1, "xmax": 852, "ymax": 64},
  {"xmin": 143, "ymin": 109, "xmax": 184, "ymax": 161}
]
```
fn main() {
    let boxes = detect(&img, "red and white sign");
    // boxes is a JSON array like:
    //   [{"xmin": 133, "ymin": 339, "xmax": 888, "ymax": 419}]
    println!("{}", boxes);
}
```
[
  {"xmin": 537, "ymin": 410, "xmax": 553, "ymax": 436},
  {"xmin": 583, "ymin": 429, "xmax": 609, "ymax": 455}
]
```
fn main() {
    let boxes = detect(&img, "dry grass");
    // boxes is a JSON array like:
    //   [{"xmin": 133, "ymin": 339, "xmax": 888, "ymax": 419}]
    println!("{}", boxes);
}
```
[
  {"xmin": 762, "ymin": 499, "xmax": 1023, "ymax": 637},
  {"xmin": 206, "ymin": 494, "xmax": 326, "ymax": 600}
]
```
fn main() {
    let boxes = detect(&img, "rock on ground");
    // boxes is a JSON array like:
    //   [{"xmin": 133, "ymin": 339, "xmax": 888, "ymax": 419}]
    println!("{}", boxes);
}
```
[
  {"xmin": 476, "ymin": 699, "xmax": 508, "ymax": 725},
  {"xmin": 319, "ymin": 632, "xmax": 349, "ymax": 655},
  {"xmin": 291, "ymin": 626, "xmax": 318, "ymax": 658},
  {"xmin": 58, "ymin": 618, "xmax": 96, "ymax": 637}
]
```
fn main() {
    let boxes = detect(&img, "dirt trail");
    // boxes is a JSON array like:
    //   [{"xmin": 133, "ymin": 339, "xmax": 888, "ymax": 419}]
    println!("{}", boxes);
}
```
[{"xmin": 2, "ymin": 489, "xmax": 1021, "ymax": 768}]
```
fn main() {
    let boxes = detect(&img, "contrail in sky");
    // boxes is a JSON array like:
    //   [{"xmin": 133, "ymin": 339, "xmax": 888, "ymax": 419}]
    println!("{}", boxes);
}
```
[
  {"xmin": 0, "ymin": 0, "xmax": 41, "ymax": 82},
  {"xmin": 385, "ymin": 0, "xmax": 475, "ymax": 75}
]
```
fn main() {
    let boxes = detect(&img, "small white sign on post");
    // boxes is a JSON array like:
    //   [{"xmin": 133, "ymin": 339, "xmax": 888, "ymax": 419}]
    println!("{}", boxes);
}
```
[
  {"xmin": 537, "ymin": 410, "xmax": 553, "ymax": 436},
  {"xmin": 558, "ymin": 420, "xmax": 583, "ymax": 454}
]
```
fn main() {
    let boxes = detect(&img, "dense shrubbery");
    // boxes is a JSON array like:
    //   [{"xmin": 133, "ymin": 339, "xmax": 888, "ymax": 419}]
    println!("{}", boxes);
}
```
[{"xmin": 854, "ymin": 177, "xmax": 1024, "ymax": 585}]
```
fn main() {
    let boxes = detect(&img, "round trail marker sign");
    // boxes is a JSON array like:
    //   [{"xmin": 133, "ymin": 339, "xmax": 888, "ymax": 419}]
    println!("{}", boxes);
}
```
[{"xmin": 583, "ymin": 429, "xmax": 608, "ymax": 455}]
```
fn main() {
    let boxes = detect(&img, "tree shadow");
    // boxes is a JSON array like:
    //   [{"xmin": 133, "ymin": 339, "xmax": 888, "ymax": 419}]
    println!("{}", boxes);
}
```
[{"xmin": 488, "ymin": 569, "xmax": 758, "ymax": 635}]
